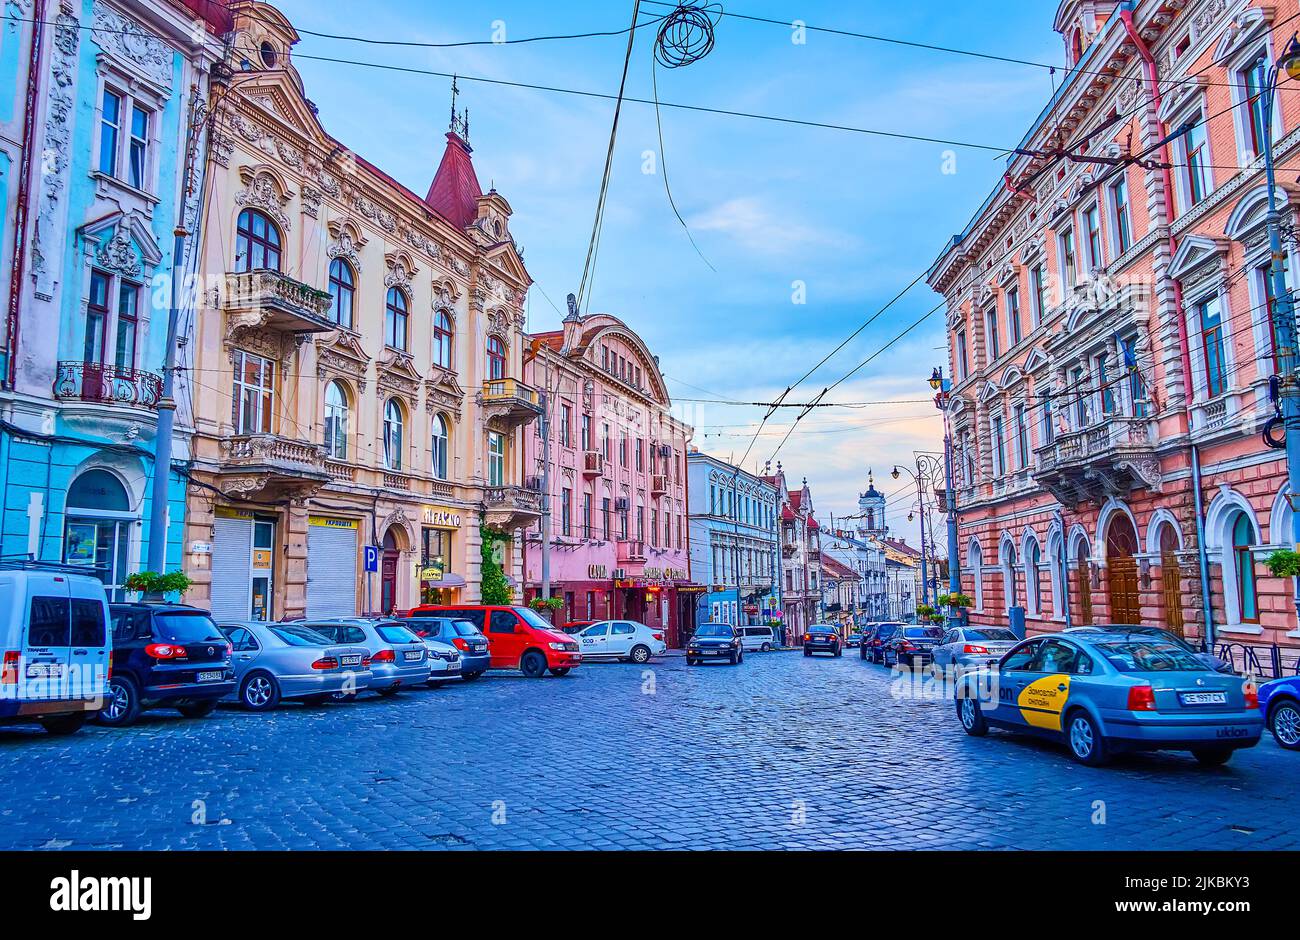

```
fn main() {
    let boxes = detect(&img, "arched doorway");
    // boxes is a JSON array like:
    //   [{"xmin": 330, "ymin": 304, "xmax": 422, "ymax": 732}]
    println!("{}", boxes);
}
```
[
  {"xmin": 1105, "ymin": 514, "xmax": 1141, "ymax": 624},
  {"xmin": 380, "ymin": 527, "xmax": 404, "ymax": 614},
  {"xmin": 1072, "ymin": 535, "xmax": 1093, "ymax": 625},
  {"xmin": 1154, "ymin": 522, "xmax": 1185, "ymax": 637},
  {"xmin": 63, "ymin": 469, "xmax": 133, "ymax": 600}
]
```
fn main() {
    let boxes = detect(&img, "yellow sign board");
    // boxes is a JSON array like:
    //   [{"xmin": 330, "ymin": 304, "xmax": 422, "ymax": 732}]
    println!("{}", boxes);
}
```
[
  {"xmin": 309, "ymin": 516, "xmax": 358, "ymax": 530},
  {"xmin": 423, "ymin": 505, "xmax": 464, "ymax": 529}
]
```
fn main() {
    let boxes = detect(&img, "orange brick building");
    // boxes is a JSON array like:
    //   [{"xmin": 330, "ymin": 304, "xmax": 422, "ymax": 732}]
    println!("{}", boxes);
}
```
[{"xmin": 928, "ymin": 0, "xmax": 1300, "ymax": 666}]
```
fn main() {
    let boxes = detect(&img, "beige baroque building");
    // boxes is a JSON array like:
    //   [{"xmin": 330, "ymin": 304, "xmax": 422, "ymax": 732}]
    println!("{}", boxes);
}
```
[{"xmin": 183, "ymin": 1, "xmax": 541, "ymax": 621}]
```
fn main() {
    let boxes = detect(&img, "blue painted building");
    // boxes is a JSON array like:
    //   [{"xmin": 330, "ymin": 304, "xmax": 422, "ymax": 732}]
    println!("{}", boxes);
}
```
[
  {"xmin": 0, "ymin": 0, "xmax": 226, "ymax": 595},
  {"xmin": 686, "ymin": 450, "xmax": 780, "ymax": 632}
]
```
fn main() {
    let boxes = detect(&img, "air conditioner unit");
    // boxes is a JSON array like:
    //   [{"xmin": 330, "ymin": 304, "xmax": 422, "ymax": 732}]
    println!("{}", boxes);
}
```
[{"xmin": 612, "ymin": 568, "xmax": 627, "ymax": 580}]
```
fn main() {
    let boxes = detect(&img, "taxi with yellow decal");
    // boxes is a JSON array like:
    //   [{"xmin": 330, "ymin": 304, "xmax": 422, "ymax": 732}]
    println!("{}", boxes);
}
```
[{"xmin": 955, "ymin": 631, "xmax": 1262, "ymax": 767}]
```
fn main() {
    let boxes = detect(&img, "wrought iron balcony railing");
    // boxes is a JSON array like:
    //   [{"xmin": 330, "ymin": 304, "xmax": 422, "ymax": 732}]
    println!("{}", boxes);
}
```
[{"xmin": 53, "ymin": 361, "xmax": 162, "ymax": 409}]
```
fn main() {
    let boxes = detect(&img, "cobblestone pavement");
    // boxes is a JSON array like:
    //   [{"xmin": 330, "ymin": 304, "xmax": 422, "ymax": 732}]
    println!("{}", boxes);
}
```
[{"xmin": 1, "ymin": 649, "xmax": 1295, "ymax": 850}]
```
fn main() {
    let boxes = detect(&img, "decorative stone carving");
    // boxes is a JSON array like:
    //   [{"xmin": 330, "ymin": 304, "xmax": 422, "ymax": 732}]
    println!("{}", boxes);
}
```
[
  {"xmin": 384, "ymin": 252, "xmax": 418, "ymax": 292},
  {"xmin": 95, "ymin": 227, "xmax": 142, "ymax": 278},
  {"xmin": 31, "ymin": 13, "xmax": 79, "ymax": 299},
  {"xmin": 235, "ymin": 166, "xmax": 292, "ymax": 228},
  {"xmin": 92, "ymin": 2, "xmax": 173, "ymax": 90}
]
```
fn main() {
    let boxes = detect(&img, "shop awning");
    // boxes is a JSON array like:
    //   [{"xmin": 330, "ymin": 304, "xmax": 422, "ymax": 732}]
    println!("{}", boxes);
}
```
[{"xmin": 422, "ymin": 572, "xmax": 466, "ymax": 588}]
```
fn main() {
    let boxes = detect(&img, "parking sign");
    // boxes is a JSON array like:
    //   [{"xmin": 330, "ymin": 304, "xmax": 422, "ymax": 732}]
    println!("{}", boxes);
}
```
[{"xmin": 363, "ymin": 545, "xmax": 379, "ymax": 572}]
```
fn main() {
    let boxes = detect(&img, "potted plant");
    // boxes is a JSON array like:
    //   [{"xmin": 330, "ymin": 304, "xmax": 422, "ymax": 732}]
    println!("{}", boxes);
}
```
[
  {"xmin": 1266, "ymin": 548, "xmax": 1300, "ymax": 578},
  {"xmin": 529, "ymin": 596, "xmax": 565, "ymax": 611},
  {"xmin": 915, "ymin": 603, "xmax": 935, "ymax": 619},
  {"xmin": 124, "ymin": 570, "xmax": 193, "ymax": 602},
  {"xmin": 938, "ymin": 592, "xmax": 974, "ymax": 609}
]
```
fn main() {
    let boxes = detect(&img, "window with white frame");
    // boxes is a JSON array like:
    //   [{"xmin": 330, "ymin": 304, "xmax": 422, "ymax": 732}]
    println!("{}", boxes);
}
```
[
  {"xmin": 487, "ymin": 431, "xmax": 506, "ymax": 486},
  {"xmin": 991, "ymin": 411, "xmax": 1006, "ymax": 477},
  {"xmin": 232, "ymin": 349, "xmax": 274, "ymax": 435},
  {"xmin": 1014, "ymin": 403, "xmax": 1029, "ymax": 469},
  {"xmin": 1007, "ymin": 287, "xmax": 1021, "ymax": 346},
  {"xmin": 1239, "ymin": 52, "xmax": 1271, "ymax": 160},
  {"xmin": 1110, "ymin": 175, "xmax": 1132, "ymax": 255},
  {"xmin": 1030, "ymin": 263, "xmax": 1048, "ymax": 325},
  {"xmin": 1082, "ymin": 204, "xmax": 1103, "ymax": 270},
  {"xmin": 1172, "ymin": 109, "xmax": 1211, "ymax": 212},
  {"xmin": 984, "ymin": 306, "xmax": 1000, "ymax": 362},
  {"xmin": 323, "ymin": 380, "xmax": 349, "ymax": 460},
  {"xmin": 96, "ymin": 86, "xmax": 154, "ymax": 192},
  {"xmin": 1058, "ymin": 227, "xmax": 1077, "ymax": 290}
]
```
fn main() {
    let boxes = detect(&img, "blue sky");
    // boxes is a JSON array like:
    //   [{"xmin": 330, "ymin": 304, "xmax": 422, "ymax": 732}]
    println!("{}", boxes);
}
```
[{"xmin": 274, "ymin": 0, "xmax": 1068, "ymax": 547}]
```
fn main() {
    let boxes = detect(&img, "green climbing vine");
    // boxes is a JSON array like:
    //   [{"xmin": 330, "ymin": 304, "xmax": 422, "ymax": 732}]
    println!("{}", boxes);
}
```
[{"xmin": 480, "ymin": 524, "xmax": 513, "ymax": 604}]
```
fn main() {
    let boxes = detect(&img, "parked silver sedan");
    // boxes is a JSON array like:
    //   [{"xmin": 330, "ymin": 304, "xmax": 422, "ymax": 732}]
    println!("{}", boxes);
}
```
[
  {"xmin": 217, "ymin": 621, "xmax": 373, "ymax": 711},
  {"xmin": 932, "ymin": 626, "xmax": 1020, "ymax": 672},
  {"xmin": 303, "ymin": 619, "xmax": 429, "ymax": 696}
]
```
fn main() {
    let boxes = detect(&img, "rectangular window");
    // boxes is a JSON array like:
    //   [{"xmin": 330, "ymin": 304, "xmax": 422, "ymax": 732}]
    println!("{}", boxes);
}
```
[
  {"xmin": 602, "ymin": 498, "xmax": 611, "ymax": 540},
  {"xmin": 635, "ymin": 438, "xmax": 644, "ymax": 472},
  {"xmin": 560, "ymin": 404, "xmax": 572, "ymax": 447},
  {"xmin": 129, "ymin": 105, "xmax": 149, "ymax": 190},
  {"xmin": 561, "ymin": 487, "xmax": 572, "ymax": 537},
  {"xmin": 1031, "ymin": 264, "xmax": 1048, "ymax": 324},
  {"xmin": 651, "ymin": 508, "xmax": 659, "ymax": 547},
  {"xmin": 1122, "ymin": 333, "xmax": 1147, "ymax": 417},
  {"xmin": 620, "ymin": 433, "xmax": 628, "ymax": 467},
  {"xmin": 1071, "ymin": 365, "xmax": 1089, "ymax": 427},
  {"xmin": 1185, "ymin": 116, "xmax": 1210, "ymax": 207},
  {"xmin": 1111, "ymin": 176, "xmax": 1132, "ymax": 254},
  {"xmin": 583, "ymin": 491, "xmax": 593, "ymax": 539},
  {"xmin": 115, "ymin": 282, "xmax": 138, "ymax": 368},
  {"xmin": 85, "ymin": 271, "xmax": 110, "ymax": 365},
  {"xmin": 99, "ymin": 89, "xmax": 121, "ymax": 176},
  {"xmin": 992, "ymin": 413, "xmax": 1005, "ymax": 477},
  {"xmin": 487, "ymin": 432, "xmax": 505, "ymax": 486},
  {"xmin": 232, "ymin": 349, "xmax": 274, "ymax": 434},
  {"xmin": 1243, "ymin": 54, "xmax": 1270, "ymax": 159},
  {"xmin": 1059, "ymin": 228, "xmax": 1077, "ymax": 289},
  {"xmin": 1007, "ymin": 288, "xmax": 1021, "ymax": 346},
  {"xmin": 985, "ymin": 307, "xmax": 1000, "ymax": 362},
  {"xmin": 1014, "ymin": 404, "xmax": 1028, "ymax": 469},
  {"xmin": 581, "ymin": 414, "xmax": 592, "ymax": 451},
  {"xmin": 1098, "ymin": 352, "xmax": 1116, "ymax": 415},
  {"xmin": 1041, "ymin": 395, "xmax": 1055, "ymax": 445},
  {"xmin": 601, "ymin": 423, "xmax": 610, "ymax": 459},
  {"xmin": 1083, "ymin": 205, "xmax": 1102, "ymax": 269},
  {"xmin": 1199, "ymin": 297, "xmax": 1227, "ymax": 398}
]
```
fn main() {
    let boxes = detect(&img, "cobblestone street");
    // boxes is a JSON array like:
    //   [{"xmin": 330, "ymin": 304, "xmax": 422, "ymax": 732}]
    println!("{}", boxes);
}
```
[{"xmin": 1, "ymin": 650, "xmax": 1295, "ymax": 851}]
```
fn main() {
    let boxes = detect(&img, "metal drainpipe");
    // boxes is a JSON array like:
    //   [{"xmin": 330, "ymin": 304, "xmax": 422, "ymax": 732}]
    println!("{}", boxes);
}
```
[
  {"xmin": 1121, "ymin": 4, "xmax": 1215, "ymax": 648},
  {"xmin": 5, "ymin": 0, "xmax": 45, "ymax": 389}
]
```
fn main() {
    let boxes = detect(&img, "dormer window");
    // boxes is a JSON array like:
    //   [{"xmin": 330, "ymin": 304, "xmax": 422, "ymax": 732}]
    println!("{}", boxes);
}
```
[{"xmin": 260, "ymin": 41, "xmax": 278, "ymax": 69}]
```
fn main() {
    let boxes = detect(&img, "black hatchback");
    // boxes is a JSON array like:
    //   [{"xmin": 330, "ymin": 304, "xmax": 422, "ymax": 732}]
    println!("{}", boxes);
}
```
[
  {"xmin": 803, "ymin": 624, "xmax": 842, "ymax": 657},
  {"xmin": 102, "ymin": 603, "xmax": 235, "ymax": 727},
  {"xmin": 862, "ymin": 622, "xmax": 903, "ymax": 663}
]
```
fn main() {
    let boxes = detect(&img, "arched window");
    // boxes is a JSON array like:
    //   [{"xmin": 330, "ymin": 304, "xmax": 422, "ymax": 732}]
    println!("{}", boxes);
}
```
[
  {"xmin": 1232, "ymin": 512, "xmax": 1259, "ymax": 623},
  {"xmin": 433, "ymin": 310, "xmax": 454, "ymax": 369},
  {"xmin": 235, "ymin": 209, "xmax": 281, "ymax": 272},
  {"xmin": 327, "ymin": 259, "xmax": 355, "ymax": 329},
  {"xmin": 1001, "ymin": 542, "xmax": 1018, "ymax": 611},
  {"xmin": 967, "ymin": 540, "xmax": 984, "ymax": 611},
  {"xmin": 323, "ymin": 381, "xmax": 349, "ymax": 460},
  {"xmin": 431, "ymin": 413, "xmax": 449, "ymax": 480},
  {"xmin": 383, "ymin": 398, "xmax": 404, "ymax": 470},
  {"xmin": 385, "ymin": 288, "xmax": 409, "ymax": 352},
  {"xmin": 1026, "ymin": 539, "xmax": 1041, "ymax": 615},
  {"xmin": 487, "ymin": 335, "xmax": 506, "ymax": 380}
]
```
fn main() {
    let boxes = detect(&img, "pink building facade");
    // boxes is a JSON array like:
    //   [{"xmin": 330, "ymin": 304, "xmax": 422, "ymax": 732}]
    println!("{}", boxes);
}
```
[
  {"xmin": 928, "ymin": 0, "xmax": 1300, "ymax": 669},
  {"xmin": 521, "ymin": 312, "xmax": 697, "ymax": 646}
]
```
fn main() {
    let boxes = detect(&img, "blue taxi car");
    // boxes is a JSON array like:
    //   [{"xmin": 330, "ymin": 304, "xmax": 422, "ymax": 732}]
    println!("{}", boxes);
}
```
[
  {"xmin": 956, "ymin": 631, "xmax": 1262, "ymax": 766},
  {"xmin": 1258, "ymin": 674, "xmax": 1300, "ymax": 750}
]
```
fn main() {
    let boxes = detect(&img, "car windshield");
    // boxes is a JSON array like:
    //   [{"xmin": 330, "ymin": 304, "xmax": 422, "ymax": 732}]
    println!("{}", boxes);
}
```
[
  {"xmin": 877, "ymin": 626, "xmax": 897, "ymax": 636},
  {"xmin": 1093, "ymin": 639, "xmax": 1206, "ymax": 673},
  {"xmin": 514, "ymin": 607, "xmax": 555, "ymax": 630},
  {"xmin": 964, "ymin": 628, "xmax": 1018, "ymax": 641},
  {"xmin": 452, "ymin": 620, "xmax": 481, "ymax": 637},
  {"xmin": 377, "ymin": 624, "xmax": 418, "ymax": 643},
  {"xmin": 154, "ymin": 612, "xmax": 223, "ymax": 643},
  {"xmin": 904, "ymin": 627, "xmax": 942, "ymax": 638},
  {"xmin": 696, "ymin": 623, "xmax": 733, "ymax": 638},
  {"xmin": 271, "ymin": 625, "xmax": 330, "ymax": 646}
]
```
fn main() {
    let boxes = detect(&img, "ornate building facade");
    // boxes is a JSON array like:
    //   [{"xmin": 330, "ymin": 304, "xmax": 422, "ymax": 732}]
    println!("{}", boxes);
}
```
[
  {"xmin": 0, "ymin": 0, "xmax": 226, "ymax": 595},
  {"xmin": 522, "ymin": 312, "xmax": 696, "ymax": 646},
  {"xmin": 183, "ymin": 1, "xmax": 539, "ymax": 621},
  {"xmin": 929, "ymin": 0, "xmax": 1300, "ymax": 655}
]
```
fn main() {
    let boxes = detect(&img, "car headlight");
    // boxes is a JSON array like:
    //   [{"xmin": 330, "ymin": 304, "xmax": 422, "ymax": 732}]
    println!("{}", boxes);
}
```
[{"xmin": 548, "ymin": 642, "xmax": 569, "ymax": 651}]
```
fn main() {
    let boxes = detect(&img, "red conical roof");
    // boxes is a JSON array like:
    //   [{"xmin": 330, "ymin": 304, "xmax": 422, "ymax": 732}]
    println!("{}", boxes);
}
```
[{"xmin": 425, "ymin": 131, "xmax": 482, "ymax": 230}]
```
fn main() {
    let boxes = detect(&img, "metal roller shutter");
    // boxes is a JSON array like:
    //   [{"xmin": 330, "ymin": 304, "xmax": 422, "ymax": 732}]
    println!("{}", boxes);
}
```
[
  {"xmin": 306, "ymin": 519, "xmax": 357, "ymax": 619},
  {"xmin": 211, "ymin": 515, "xmax": 252, "ymax": 621}
]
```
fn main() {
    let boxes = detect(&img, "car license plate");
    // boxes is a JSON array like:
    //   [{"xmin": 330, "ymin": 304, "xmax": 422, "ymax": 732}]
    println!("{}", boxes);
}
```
[
  {"xmin": 403, "ymin": 650, "xmax": 423, "ymax": 662},
  {"xmin": 447, "ymin": 661, "xmax": 461, "ymax": 672},
  {"xmin": 1179, "ymin": 691, "xmax": 1226, "ymax": 706},
  {"xmin": 197, "ymin": 670, "xmax": 224, "ymax": 683},
  {"xmin": 26, "ymin": 663, "xmax": 63, "ymax": 679},
  {"xmin": 341, "ymin": 655, "xmax": 362, "ymax": 666}
]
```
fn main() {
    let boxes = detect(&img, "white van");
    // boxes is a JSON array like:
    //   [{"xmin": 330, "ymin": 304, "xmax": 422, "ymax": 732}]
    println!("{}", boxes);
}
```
[
  {"xmin": 0, "ymin": 563, "xmax": 112, "ymax": 734},
  {"xmin": 739, "ymin": 625, "xmax": 777, "ymax": 652}
]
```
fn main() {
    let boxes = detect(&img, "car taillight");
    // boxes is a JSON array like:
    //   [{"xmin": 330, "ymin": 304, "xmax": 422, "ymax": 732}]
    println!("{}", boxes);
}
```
[
  {"xmin": 453, "ymin": 638, "xmax": 469, "ymax": 651},
  {"xmin": 1, "ymin": 651, "xmax": 18, "ymax": 685},
  {"xmin": 900, "ymin": 641, "xmax": 915, "ymax": 651},
  {"xmin": 311, "ymin": 657, "xmax": 338, "ymax": 670},
  {"xmin": 1127, "ymin": 684, "xmax": 1157, "ymax": 711},
  {"xmin": 372, "ymin": 649, "xmax": 395, "ymax": 663},
  {"xmin": 361, "ymin": 656, "xmax": 372, "ymax": 669},
  {"xmin": 653, "ymin": 633, "xmax": 664, "ymax": 642},
  {"xmin": 1244, "ymin": 681, "xmax": 1258, "ymax": 710},
  {"xmin": 145, "ymin": 643, "xmax": 186, "ymax": 660},
  {"xmin": 963, "ymin": 644, "xmax": 989, "ymax": 654}
]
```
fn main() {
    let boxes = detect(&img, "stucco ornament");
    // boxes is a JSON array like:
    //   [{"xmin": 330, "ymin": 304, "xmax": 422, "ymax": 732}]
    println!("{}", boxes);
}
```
[
  {"xmin": 92, "ymin": 2, "xmax": 174, "ymax": 90},
  {"xmin": 95, "ymin": 227, "xmax": 143, "ymax": 279}
]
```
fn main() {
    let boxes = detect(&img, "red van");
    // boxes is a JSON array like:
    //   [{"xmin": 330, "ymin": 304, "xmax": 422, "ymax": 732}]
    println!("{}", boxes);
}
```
[{"xmin": 407, "ymin": 605, "xmax": 582, "ymax": 678}]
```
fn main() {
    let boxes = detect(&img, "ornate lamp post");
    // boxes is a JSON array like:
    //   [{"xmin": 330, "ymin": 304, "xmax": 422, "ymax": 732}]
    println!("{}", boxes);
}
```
[{"xmin": 930, "ymin": 367, "xmax": 961, "ymax": 630}]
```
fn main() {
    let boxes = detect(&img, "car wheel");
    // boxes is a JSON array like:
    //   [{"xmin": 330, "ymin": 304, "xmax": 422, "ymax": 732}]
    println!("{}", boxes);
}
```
[
  {"xmin": 461, "ymin": 671, "xmax": 484, "ymax": 681},
  {"xmin": 833, "ymin": 646, "xmax": 842, "ymax": 658},
  {"xmin": 177, "ymin": 700, "xmax": 219, "ymax": 719},
  {"xmin": 1065, "ymin": 709, "xmax": 1110, "ymax": 766},
  {"xmin": 40, "ymin": 713, "xmax": 88, "ymax": 736},
  {"xmin": 99, "ymin": 675, "xmax": 141, "ymax": 727},
  {"xmin": 686, "ymin": 657, "xmax": 697, "ymax": 666},
  {"xmin": 550, "ymin": 667, "xmax": 571, "ymax": 676},
  {"xmin": 1191, "ymin": 746, "xmax": 1234, "ymax": 766},
  {"xmin": 859, "ymin": 645, "xmax": 868, "ymax": 660},
  {"xmin": 957, "ymin": 695, "xmax": 988, "ymax": 736},
  {"xmin": 630, "ymin": 645, "xmax": 652, "ymax": 664},
  {"xmin": 728, "ymin": 651, "xmax": 738, "ymax": 665},
  {"xmin": 521, "ymin": 651, "xmax": 548, "ymax": 678},
  {"xmin": 241, "ymin": 672, "xmax": 281, "ymax": 711},
  {"xmin": 737, "ymin": 649, "xmax": 744, "ymax": 664},
  {"xmin": 803, "ymin": 647, "xmax": 811, "ymax": 657},
  {"xmin": 760, "ymin": 642, "xmax": 771, "ymax": 652},
  {"xmin": 1268, "ymin": 699, "xmax": 1300, "ymax": 750}
]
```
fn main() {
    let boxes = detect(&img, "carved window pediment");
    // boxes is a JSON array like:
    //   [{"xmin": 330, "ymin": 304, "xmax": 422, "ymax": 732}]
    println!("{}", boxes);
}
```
[
  {"xmin": 236, "ymin": 164, "xmax": 294, "ymax": 229},
  {"xmin": 315, "ymin": 329, "xmax": 371, "ymax": 391},
  {"xmin": 376, "ymin": 349, "xmax": 421, "ymax": 399},
  {"xmin": 326, "ymin": 218, "xmax": 368, "ymax": 270}
]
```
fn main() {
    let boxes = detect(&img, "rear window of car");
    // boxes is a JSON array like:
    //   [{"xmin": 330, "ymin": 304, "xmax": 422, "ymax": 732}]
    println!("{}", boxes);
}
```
[
  {"xmin": 964, "ymin": 629, "xmax": 1017, "ymax": 641},
  {"xmin": 154, "ymin": 612, "xmax": 222, "ymax": 643},
  {"xmin": 377, "ymin": 624, "xmax": 418, "ymax": 643},
  {"xmin": 1093, "ymin": 640, "xmax": 1205, "ymax": 673},
  {"xmin": 452, "ymin": 620, "xmax": 481, "ymax": 637},
  {"xmin": 271, "ymin": 626, "xmax": 329, "ymax": 647},
  {"xmin": 876, "ymin": 625, "xmax": 898, "ymax": 637},
  {"xmin": 809, "ymin": 626, "xmax": 833, "ymax": 634},
  {"xmin": 904, "ymin": 627, "xmax": 942, "ymax": 638}
]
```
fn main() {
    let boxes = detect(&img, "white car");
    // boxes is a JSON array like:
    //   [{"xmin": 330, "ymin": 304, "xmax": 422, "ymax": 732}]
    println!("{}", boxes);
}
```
[
  {"xmin": 574, "ymin": 620, "xmax": 667, "ymax": 664},
  {"xmin": 738, "ymin": 625, "xmax": 777, "ymax": 652}
]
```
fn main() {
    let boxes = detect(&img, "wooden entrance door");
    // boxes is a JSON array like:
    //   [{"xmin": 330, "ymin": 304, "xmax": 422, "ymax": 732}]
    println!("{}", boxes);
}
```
[{"xmin": 1105, "ymin": 515, "xmax": 1141, "ymax": 625}]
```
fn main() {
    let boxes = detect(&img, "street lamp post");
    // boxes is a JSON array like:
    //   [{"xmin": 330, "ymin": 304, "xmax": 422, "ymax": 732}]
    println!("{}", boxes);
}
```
[
  {"xmin": 1261, "ymin": 36, "xmax": 1300, "ymax": 633},
  {"xmin": 893, "ymin": 451, "xmax": 945, "ymax": 615},
  {"xmin": 930, "ymin": 367, "xmax": 961, "ymax": 632}
]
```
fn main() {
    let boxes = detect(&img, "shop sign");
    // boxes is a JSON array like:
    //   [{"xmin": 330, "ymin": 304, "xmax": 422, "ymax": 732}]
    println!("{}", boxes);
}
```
[
  {"xmin": 423, "ymin": 505, "xmax": 463, "ymax": 529},
  {"xmin": 252, "ymin": 549, "xmax": 273, "ymax": 570},
  {"xmin": 588, "ymin": 564, "xmax": 608, "ymax": 579},
  {"xmin": 215, "ymin": 507, "xmax": 255, "ymax": 520},
  {"xmin": 309, "ymin": 516, "xmax": 358, "ymax": 530},
  {"xmin": 419, "ymin": 558, "xmax": 446, "ymax": 582},
  {"xmin": 644, "ymin": 567, "xmax": 686, "ymax": 581}
]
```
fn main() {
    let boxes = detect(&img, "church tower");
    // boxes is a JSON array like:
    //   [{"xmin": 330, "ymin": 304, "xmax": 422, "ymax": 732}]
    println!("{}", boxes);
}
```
[{"xmin": 857, "ymin": 470, "xmax": 887, "ymax": 539}]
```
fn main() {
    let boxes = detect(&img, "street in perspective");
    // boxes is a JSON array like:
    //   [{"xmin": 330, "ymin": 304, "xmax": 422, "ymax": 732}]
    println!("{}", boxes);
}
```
[{"xmin": 0, "ymin": 0, "xmax": 1298, "ymax": 915}]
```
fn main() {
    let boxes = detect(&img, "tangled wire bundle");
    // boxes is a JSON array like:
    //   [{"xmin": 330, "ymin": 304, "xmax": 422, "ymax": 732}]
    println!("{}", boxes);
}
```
[{"xmin": 653, "ymin": 2, "xmax": 722, "ymax": 68}]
